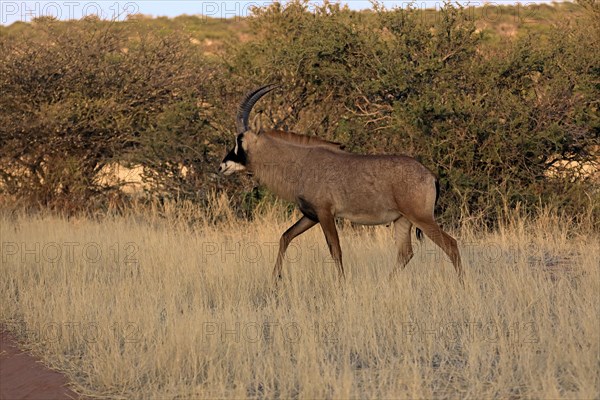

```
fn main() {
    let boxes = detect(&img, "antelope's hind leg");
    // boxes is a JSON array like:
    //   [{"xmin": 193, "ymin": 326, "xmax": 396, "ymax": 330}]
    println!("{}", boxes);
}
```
[
  {"xmin": 273, "ymin": 216, "xmax": 317, "ymax": 281},
  {"xmin": 389, "ymin": 217, "xmax": 414, "ymax": 279},
  {"xmin": 417, "ymin": 220, "xmax": 464, "ymax": 282}
]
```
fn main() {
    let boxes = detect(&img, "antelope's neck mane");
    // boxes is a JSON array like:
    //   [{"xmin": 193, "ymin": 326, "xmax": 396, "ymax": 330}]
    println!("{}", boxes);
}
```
[{"xmin": 262, "ymin": 130, "xmax": 346, "ymax": 153}]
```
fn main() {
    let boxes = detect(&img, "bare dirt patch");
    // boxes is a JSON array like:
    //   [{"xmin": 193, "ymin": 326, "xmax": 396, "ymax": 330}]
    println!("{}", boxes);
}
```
[{"xmin": 0, "ymin": 330, "xmax": 79, "ymax": 400}]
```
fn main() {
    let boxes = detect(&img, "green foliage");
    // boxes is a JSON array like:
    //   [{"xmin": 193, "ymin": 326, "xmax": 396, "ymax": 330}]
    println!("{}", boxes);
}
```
[
  {"xmin": 0, "ymin": 18, "xmax": 232, "ymax": 212},
  {"xmin": 229, "ymin": 0, "xmax": 598, "ymax": 225},
  {"xmin": 1, "ymin": 3, "xmax": 598, "ymax": 224}
]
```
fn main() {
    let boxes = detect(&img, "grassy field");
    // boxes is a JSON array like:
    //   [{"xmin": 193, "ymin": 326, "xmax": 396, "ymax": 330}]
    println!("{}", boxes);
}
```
[{"xmin": 1, "ymin": 199, "xmax": 598, "ymax": 399}]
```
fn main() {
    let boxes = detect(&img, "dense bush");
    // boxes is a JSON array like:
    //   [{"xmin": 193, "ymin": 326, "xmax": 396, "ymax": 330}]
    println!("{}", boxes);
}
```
[
  {"xmin": 230, "ymin": 1, "xmax": 599, "ymax": 225},
  {"xmin": 0, "ymin": 19, "xmax": 232, "ymax": 212},
  {"xmin": 0, "ymin": 2, "xmax": 598, "ymax": 224}
]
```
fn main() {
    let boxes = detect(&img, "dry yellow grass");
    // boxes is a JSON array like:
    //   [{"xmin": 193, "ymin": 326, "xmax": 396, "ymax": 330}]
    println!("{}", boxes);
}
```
[{"xmin": 1, "ymin": 199, "xmax": 598, "ymax": 399}]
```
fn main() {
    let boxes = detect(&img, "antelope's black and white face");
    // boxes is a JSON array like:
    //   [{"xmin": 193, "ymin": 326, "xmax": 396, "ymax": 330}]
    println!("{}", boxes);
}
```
[
  {"xmin": 220, "ymin": 83, "xmax": 277, "ymax": 175},
  {"xmin": 219, "ymin": 133, "xmax": 248, "ymax": 175}
]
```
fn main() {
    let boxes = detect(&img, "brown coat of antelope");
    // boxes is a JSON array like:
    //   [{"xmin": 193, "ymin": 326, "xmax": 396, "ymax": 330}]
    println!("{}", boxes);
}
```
[{"xmin": 219, "ymin": 84, "xmax": 464, "ymax": 283}]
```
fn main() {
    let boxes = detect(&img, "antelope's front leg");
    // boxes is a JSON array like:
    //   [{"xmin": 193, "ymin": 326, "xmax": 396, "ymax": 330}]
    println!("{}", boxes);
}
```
[{"xmin": 273, "ymin": 216, "xmax": 317, "ymax": 281}]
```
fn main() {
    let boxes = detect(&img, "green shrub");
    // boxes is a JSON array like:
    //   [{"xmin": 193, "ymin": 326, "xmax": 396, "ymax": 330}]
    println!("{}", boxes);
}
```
[
  {"xmin": 0, "ymin": 18, "xmax": 231, "ymax": 212},
  {"xmin": 228, "ymin": 0, "xmax": 598, "ymax": 225}
]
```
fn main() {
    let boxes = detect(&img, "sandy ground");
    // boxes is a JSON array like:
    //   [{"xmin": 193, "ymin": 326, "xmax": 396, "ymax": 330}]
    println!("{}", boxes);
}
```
[{"xmin": 0, "ymin": 330, "xmax": 79, "ymax": 400}]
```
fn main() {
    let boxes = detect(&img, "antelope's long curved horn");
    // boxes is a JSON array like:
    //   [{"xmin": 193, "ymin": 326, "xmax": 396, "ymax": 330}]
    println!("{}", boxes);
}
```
[{"xmin": 236, "ymin": 83, "xmax": 279, "ymax": 134}]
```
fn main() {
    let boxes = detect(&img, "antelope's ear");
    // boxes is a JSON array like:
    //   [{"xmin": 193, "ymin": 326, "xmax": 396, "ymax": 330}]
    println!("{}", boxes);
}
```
[{"xmin": 250, "ymin": 113, "xmax": 263, "ymax": 134}]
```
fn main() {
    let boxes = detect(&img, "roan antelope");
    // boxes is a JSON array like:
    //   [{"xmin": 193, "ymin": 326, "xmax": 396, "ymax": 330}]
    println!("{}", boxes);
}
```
[{"xmin": 219, "ymin": 84, "xmax": 464, "ymax": 283}]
